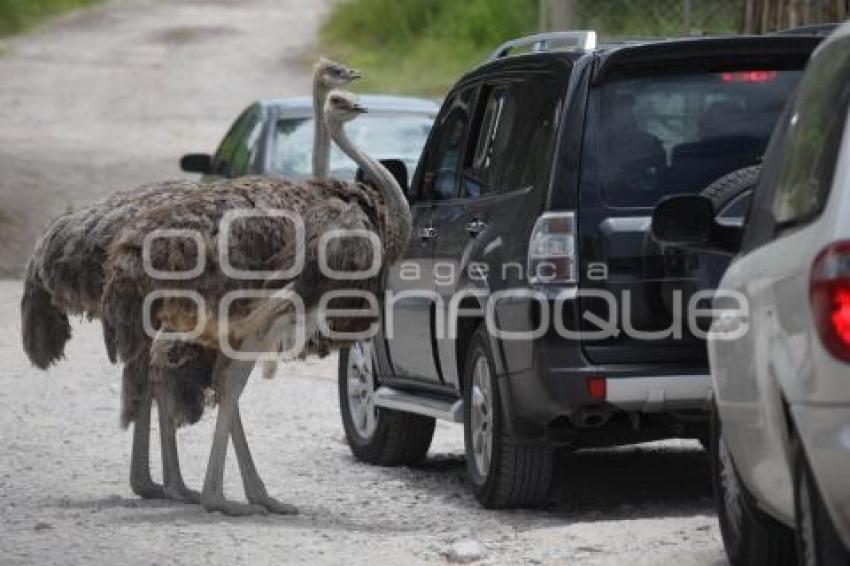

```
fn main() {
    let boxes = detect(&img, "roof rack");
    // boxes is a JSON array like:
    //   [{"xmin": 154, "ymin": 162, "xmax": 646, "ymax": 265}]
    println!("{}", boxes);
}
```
[{"xmin": 488, "ymin": 31, "xmax": 597, "ymax": 60}]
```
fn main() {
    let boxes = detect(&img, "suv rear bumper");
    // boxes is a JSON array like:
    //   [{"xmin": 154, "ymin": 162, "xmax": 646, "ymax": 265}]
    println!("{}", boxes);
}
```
[
  {"xmin": 606, "ymin": 374, "xmax": 712, "ymax": 412},
  {"xmin": 498, "ymin": 362, "xmax": 711, "ymax": 445}
]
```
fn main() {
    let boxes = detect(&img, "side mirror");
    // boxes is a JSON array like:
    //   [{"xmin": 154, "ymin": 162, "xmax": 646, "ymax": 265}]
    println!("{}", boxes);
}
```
[
  {"xmin": 357, "ymin": 159, "xmax": 409, "ymax": 195},
  {"xmin": 652, "ymin": 195, "xmax": 714, "ymax": 245},
  {"xmin": 651, "ymin": 195, "xmax": 742, "ymax": 255},
  {"xmin": 180, "ymin": 153, "xmax": 212, "ymax": 174}
]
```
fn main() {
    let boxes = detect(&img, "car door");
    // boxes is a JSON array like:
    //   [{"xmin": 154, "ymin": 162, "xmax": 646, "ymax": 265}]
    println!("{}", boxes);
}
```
[
  {"xmin": 711, "ymin": 37, "xmax": 850, "ymax": 520},
  {"xmin": 382, "ymin": 88, "xmax": 476, "ymax": 383},
  {"xmin": 430, "ymin": 75, "xmax": 564, "ymax": 386}
]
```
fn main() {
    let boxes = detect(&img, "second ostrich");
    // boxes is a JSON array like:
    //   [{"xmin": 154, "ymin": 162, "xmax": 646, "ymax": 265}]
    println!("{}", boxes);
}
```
[
  {"xmin": 95, "ymin": 92, "xmax": 408, "ymax": 514},
  {"xmin": 21, "ymin": 59, "xmax": 359, "ymax": 505}
]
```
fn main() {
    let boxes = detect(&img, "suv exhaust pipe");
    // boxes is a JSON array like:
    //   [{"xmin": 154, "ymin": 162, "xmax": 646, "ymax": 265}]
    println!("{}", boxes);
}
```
[{"xmin": 571, "ymin": 405, "xmax": 613, "ymax": 429}]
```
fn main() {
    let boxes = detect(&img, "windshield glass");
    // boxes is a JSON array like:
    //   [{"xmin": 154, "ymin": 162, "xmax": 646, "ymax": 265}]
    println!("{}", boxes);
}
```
[
  {"xmin": 592, "ymin": 69, "xmax": 802, "ymax": 208},
  {"xmin": 271, "ymin": 112, "xmax": 434, "ymax": 180}
]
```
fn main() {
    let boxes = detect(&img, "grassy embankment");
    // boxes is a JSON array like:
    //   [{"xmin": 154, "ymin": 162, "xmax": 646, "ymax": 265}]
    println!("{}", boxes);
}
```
[
  {"xmin": 319, "ymin": 0, "xmax": 538, "ymax": 97},
  {"xmin": 0, "ymin": 0, "xmax": 101, "ymax": 37}
]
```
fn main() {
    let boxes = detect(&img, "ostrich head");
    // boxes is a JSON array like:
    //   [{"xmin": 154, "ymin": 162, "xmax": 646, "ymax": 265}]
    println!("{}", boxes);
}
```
[
  {"xmin": 325, "ymin": 90, "xmax": 368, "ymax": 123},
  {"xmin": 325, "ymin": 89, "xmax": 411, "ymax": 264},
  {"xmin": 313, "ymin": 57, "xmax": 361, "ymax": 89}
]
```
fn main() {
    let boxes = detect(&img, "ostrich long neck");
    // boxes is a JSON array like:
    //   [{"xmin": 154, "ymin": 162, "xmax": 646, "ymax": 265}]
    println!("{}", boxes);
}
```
[
  {"xmin": 312, "ymin": 83, "xmax": 331, "ymax": 179},
  {"xmin": 327, "ymin": 116, "xmax": 412, "ymax": 263}
]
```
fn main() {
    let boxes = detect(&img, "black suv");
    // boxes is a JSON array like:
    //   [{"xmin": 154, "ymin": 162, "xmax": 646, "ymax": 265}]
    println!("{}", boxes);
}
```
[{"xmin": 338, "ymin": 30, "xmax": 822, "ymax": 508}]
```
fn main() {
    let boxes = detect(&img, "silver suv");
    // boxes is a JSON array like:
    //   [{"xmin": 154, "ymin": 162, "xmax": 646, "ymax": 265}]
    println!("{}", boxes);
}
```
[{"xmin": 652, "ymin": 22, "xmax": 850, "ymax": 566}]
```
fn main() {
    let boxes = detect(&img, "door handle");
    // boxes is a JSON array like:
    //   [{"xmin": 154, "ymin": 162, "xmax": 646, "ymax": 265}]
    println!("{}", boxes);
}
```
[
  {"xmin": 466, "ymin": 218, "xmax": 487, "ymax": 237},
  {"xmin": 418, "ymin": 226, "xmax": 439, "ymax": 241}
]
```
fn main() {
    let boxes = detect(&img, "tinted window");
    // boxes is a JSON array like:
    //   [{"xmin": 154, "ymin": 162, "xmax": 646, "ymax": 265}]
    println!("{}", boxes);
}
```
[
  {"xmin": 462, "ymin": 76, "xmax": 562, "ymax": 199},
  {"xmin": 271, "ymin": 112, "xmax": 434, "ymax": 180},
  {"xmin": 591, "ymin": 69, "xmax": 801, "ymax": 208},
  {"xmin": 506, "ymin": 76, "xmax": 563, "ymax": 194},
  {"xmin": 419, "ymin": 88, "xmax": 476, "ymax": 201},
  {"xmin": 771, "ymin": 35, "xmax": 850, "ymax": 232},
  {"xmin": 463, "ymin": 84, "xmax": 518, "ymax": 198}
]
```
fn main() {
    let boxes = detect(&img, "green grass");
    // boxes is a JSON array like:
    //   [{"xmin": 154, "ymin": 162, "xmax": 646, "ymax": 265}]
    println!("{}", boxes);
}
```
[
  {"xmin": 320, "ymin": 0, "xmax": 741, "ymax": 96},
  {"xmin": 0, "ymin": 0, "xmax": 102, "ymax": 37},
  {"xmin": 320, "ymin": 0, "xmax": 538, "ymax": 97}
]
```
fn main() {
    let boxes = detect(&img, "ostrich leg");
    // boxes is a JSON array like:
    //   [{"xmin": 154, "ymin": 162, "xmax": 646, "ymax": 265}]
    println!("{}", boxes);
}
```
[
  {"xmin": 231, "ymin": 405, "xmax": 298, "ymax": 514},
  {"xmin": 200, "ymin": 356, "xmax": 266, "ymax": 516},
  {"xmin": 129, "ymin": 385, "xmax": 164, "ymax": 499},
  {"xmin": 157, "ymin": 396, "xmax": 200, "ymax": 503}
]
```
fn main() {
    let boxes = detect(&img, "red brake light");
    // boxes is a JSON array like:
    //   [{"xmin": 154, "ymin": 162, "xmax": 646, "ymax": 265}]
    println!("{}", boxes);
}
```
[
  {"xmin": 721, "ymin": 70, "xmax": 777, "ymax": 83},
  {"xmin": 811, "ymin": 242, "xmax": 850, "ymax": 362},
  {"xmin": 587, "ymin": 376, "xmax": 607, "ymax": 400}
]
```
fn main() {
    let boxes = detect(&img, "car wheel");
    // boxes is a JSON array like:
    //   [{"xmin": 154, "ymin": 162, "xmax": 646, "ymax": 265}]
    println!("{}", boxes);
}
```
[
  {"xmin": 339, "ymin": 341, "xmax": 435, "ymax": 466},
  {"xmin": 794, "ymin": 441, "xmax": 850, "ymax": 566},
  {"xmin": 463, "ymin": 325, "xmax": 554, "ymax": 508},
  {"xmin": 711, "ymin": 404, "xmax": 796, "ymax": 566}
]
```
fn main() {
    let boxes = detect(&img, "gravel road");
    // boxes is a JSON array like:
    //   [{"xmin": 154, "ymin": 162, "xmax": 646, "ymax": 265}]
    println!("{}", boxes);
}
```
[
  {"xmin": 0, "ymin": 281, "xmax": 725, "ymax": 565},
  {"xmin": 0, "ymin": 0, "xmax": 726, "ymax": 563}
]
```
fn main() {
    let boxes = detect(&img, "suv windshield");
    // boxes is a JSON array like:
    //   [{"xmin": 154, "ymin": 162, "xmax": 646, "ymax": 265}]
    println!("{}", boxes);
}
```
[
  {"xmin": 272, "ymin": 112, "xmax": 434, "ymax": 180},
  {"xmin": 593, "ymin": 69, "xmax": 801, "ymax": 208}
]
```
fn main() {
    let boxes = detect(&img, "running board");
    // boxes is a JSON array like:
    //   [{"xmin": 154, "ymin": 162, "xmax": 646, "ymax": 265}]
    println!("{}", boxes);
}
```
[{"xmin": 373, "ymin": 386, "xmax": 463, "ymax": 423}]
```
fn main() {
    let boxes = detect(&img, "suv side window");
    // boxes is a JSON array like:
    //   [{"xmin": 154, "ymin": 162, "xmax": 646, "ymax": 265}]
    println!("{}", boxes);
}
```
[
  {"xmin": 463, "ymin": 83, "xmax": 518, "ymax": 197},
  {"xmin": 419, "ymin": 87, "xmax": 476, "ymax": 201},
  {"xmin": 210, "ymin": 105, "xmax": 261, "ymax": 178},
  {"xmin": 462, "ymin": 75, "xmax": 562, "ymax": 199},
  {"xmin": 770, "ymin": 34, "xmax": 850, "ymax": 235}
]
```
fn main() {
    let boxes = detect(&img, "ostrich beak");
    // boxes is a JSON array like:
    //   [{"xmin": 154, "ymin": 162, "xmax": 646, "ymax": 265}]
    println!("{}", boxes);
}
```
[
  {"xmin": 351, "ymin": 102, "xmax": 367, "ymax": 114},
  {"xmin": 347, "ymin": 69, "xmax": 362, "ymax": 81}
]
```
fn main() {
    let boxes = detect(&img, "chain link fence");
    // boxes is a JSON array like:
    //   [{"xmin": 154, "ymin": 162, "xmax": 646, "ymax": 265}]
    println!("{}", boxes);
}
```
[{"xmin": 540, "ymin": 0, "xmax": 848, "ymax": 39}]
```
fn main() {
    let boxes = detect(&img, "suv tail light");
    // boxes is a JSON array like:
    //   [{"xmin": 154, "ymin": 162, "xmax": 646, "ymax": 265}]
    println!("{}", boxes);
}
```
[
  {"xmin": 811, "ymin": 241, "xmax": 850, "ymax": 362},
  {"xmin": 528, "ymin": 212, "xmax": 576, "ymax": 285}
]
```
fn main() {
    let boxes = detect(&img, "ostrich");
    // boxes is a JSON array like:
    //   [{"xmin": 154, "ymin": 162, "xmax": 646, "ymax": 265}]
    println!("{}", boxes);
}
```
[
  {"xmin": 99, "ymin": 90, "xmax": 410, "ymax": 515},
  {"xmin": 312, "ymin": 57, "xmax": 361, "ymax": 179},
  {"xmin": 23, "ymin": 90, "xmax": 410, "ymax": 515},
  {"xmin": 20, "ymin": 60, "xmax": 361, "ymax": 504}
]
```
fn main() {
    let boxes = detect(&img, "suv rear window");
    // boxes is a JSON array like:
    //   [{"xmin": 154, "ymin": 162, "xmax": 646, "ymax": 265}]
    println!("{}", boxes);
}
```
[{"xmin": 591, "ymin": 69, "xmax": 801, "ymax": 208}]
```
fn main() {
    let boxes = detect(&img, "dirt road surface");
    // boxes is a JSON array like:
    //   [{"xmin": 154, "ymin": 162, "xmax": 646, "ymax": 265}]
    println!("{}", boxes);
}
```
[
  {"xmin": 0, "ymin": 0, "xmax": 329, "ymax": 277},
  {"xmin": 0, "ymin": 281, "xmax": 725, "ymax": 565},
  {"xmin": 0, "ymin": 1, "xmax": 725, "ymax": 564}
]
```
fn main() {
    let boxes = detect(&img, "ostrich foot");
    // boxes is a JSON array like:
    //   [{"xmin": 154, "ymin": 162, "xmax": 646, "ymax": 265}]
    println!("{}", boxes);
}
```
[
  {"xmin": 248, "ymin": 495, "xmax": 298, "ymax": 515},
  {"xmin": 130, "ymin": 479, "xmax": 166, "ymax": 500},
  {"xmin": 163, "ymin": 482, "xmax": 201, "ymax": 504},
  {"xmin": 201, "ymin": 496, "xmax": 268, "ymax": 517}
]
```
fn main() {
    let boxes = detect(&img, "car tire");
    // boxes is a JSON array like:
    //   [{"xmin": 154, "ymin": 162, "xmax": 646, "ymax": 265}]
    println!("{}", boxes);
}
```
[
  {"xmin": 711, "ymin": 404, "xmax": 797, "ymax": 566},
  {"xmin": 701, "ymin": 164, "xmax": 761, "ymax": 211},
  {"xmin": 794, "ymin": 440, "xmax": 850, "ymax": 566},
  {"xmin": 463, "ymin": 325, "xmax": 554, "ymax": 508},
  {"xmin": 339, "ymin": 342, "xmax": 435, "ymax": 466}
]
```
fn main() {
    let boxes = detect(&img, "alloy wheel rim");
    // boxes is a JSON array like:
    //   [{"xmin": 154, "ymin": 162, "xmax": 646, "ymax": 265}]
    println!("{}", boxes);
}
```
[
  {"xmin": 718, "ymin": 435, "xmax": 744, "ymax": 542},
  {"xmin": 347, "ymin": 341, "xmax": 378, "ymax": 439},
  {"xmin": 470, "ymin": 354, "xmax": 494, "ymax": 478}
]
